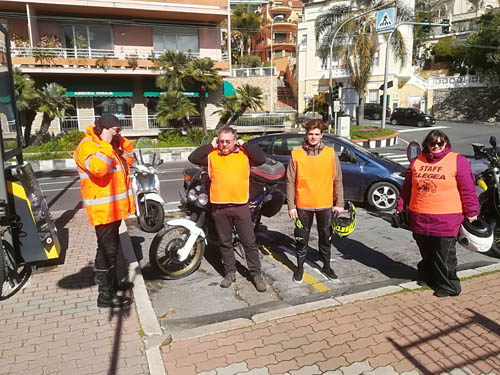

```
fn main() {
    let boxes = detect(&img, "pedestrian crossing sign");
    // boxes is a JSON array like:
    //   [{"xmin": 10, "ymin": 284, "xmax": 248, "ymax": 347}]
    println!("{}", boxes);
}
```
[{"xmin": 376, "ymin": 8, "xmax": 396, "ymax": 33}]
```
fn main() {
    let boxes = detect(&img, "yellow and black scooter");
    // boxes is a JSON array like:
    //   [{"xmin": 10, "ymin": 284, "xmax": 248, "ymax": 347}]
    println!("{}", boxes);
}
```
[{"xmin": 0, "ymin": 25, "xmax": 65, "ymax": 298}]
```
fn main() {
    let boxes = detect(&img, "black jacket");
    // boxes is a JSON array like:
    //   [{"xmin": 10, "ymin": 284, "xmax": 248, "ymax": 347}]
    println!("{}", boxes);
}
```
[{"xmin": 188, "ymin": 143, "xmax": 266, "ymax": 167}]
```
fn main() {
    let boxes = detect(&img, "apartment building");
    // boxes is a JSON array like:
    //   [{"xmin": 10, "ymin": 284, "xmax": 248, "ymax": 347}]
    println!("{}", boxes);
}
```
[
  {"xmin": 296, "ymin": 0, "xmax": 415, "ymax": 116},
  {"xmin": 0, "ymin": 0, "xmax": 233, "ymax": 135}
]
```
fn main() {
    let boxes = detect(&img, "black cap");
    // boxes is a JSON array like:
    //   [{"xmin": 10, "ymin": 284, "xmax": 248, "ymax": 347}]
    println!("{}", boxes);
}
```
[{"xmin": 96, "ymin": 114, "xmax": 120, "ymax": 129}]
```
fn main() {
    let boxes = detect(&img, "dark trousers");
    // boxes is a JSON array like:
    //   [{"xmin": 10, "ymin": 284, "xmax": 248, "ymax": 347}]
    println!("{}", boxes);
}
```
[
  {"xmin": 212, "ymin": 204, "xmax": 261, "ymax": 277},
  {"xmin": 295, "ymin": 208, "xmax": 332, "ymax": 265},
  {"xmin": 94, "ymin": 220, "xmax": 122, "ymax": 271},
  {"xmin": 413, "ymin": 233, "xmax": 461, "ymax": 296}
]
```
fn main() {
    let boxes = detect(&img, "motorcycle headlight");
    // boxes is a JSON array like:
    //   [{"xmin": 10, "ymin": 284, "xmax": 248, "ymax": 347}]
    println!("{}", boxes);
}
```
[
  {"xmin": 187, "ymin": 189, "xmax": 198, "ymax": 201},
  {"xmin": 198, "ymin": 193, "xmax": 209, "ymax": 206}
]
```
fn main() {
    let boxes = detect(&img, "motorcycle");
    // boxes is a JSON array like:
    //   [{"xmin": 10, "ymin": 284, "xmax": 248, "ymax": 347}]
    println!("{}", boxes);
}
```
[
  {"xmin": 149, "ymin": 157, "xmax": 285, "ymax": 279},
  {"xmin": 131, "ymin": 138, "xmax": 165, "ymax": 233},
  {"xmin": 470, "ymin": 136, "xmax": 500, "ymax": 258}
]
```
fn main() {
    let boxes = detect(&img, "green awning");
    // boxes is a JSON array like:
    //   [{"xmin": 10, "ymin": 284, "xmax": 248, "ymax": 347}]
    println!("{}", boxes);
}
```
[
  {"xmin": 0, "ymin": 95, "xmax": 11, "ymax": 103},
  {"xmin": 67, "ymin": 91, "xmax": 133, "ymax": 97},
  {"xmin": 223, "ymin": 81, "xmax": 236, "ymax": 97},
  {"xmin": 143, "ymin": 91, "xmax": 206, "ymax": 98}
]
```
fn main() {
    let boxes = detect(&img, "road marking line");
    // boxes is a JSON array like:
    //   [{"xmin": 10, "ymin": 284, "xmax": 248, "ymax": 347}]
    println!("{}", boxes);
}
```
[
  {"xmin": 397, "ymin": 125, "xmax": 449, "ymax": 133},
  {"xmin": 379, "ymin": 153, "xmax": 396, "ymax": 156},
  {"xmin": 260, "ymin": 245, "xmax": 331, "ymax": 292}
]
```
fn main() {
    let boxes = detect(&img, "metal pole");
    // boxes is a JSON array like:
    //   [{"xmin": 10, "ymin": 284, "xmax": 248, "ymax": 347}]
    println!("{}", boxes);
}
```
[
  {"xmin": 227, "ymin": 0, "xmax": 232, "ymax": 77},
  {"xmin": 270, "ymin": 20, "xmax": 274, "ymax": 113},
  {"xmin": 381, "ymin": 30, "xmax": 394, "ymax": 129}
]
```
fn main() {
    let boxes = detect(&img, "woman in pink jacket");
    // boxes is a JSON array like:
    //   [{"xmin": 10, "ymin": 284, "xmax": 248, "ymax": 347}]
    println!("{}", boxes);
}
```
[{"xmin": 396, "ymin": 130, "xmax": 479, "ymax": 297}]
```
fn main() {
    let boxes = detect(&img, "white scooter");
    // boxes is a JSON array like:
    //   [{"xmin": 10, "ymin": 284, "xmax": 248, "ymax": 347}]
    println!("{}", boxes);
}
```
[{"xmin": 131, "ymin": 139, "xmax": 165, "ymax": 233}]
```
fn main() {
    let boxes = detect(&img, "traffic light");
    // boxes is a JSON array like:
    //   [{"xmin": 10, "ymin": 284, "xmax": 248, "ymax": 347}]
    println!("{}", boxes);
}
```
[
  {"xmin": 422, "ymin": 18, "xmax": 431, "ymax": 33},
  {"xmin": 332, "ymin": 85, "xmax": 339, "ymax": 101},
  {"xmin": 442, "ymin": 19, "xmax": 450, "ymax": 34}
]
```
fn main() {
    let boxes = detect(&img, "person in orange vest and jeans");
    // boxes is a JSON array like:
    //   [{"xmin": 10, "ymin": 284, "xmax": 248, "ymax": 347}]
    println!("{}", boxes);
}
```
[
  {"xmin": 74, "ymin": 114, "xmax": 136, "ymax": 308},
  {"xmin": 287, "ymin": 120, "xmax": 344, "ymax": 283},
  {"xmin": 396, "ymin": 130, "xmax": 478, "ymax": 297},
  {"xmin": 188, "ymin": 126, "xmax": 267, "ymax": 292}
]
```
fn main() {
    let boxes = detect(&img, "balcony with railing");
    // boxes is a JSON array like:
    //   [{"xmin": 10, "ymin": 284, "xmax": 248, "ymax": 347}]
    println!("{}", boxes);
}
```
[{"xmin": 232, "ymin": 67, "xmax": 276, "ymax": 77}]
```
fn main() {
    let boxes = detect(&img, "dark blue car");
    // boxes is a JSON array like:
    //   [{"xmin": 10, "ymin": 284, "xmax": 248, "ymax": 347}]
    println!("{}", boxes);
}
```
[{"xmin": 247, "ymin": 133, "xmax": 406, "ymax": 211}]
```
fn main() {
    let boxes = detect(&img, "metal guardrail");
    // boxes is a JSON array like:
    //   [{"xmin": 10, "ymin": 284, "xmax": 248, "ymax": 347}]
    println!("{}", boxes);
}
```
[
  {"xmin": 60, "ymin": 115, "xmax": 133, "ymax": 131},
  {"xmin": 147, "ymin": 115, "xmax": 202, "ymax": 129},
  {"xmin": 234, "ymin": 114, "xmax": 287, "ymax": 127}
]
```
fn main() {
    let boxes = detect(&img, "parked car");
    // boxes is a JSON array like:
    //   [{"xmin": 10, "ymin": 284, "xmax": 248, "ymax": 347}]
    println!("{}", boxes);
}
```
[
  {"xmin": 364, "ymin": 103, "xmax": 391, "ymax": 120},
  {"xmin": 390, "ymin": 107, "xmax": 436, "ymax": 127},
  {"xmin": 247, "ymin": 133, "xmax": 406, "ymax": 211}
]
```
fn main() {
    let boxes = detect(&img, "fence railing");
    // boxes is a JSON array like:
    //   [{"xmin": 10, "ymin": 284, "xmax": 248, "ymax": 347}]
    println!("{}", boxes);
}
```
[
  {"xmin": 234, "ymin": 113, "xmax": 287, "ymax": 127},
  {"xmin": 429, "ymin": 74, "xmax": 498, "ymax": 89},
  {"xmin": 60, "ymin": 115, "xmax": 133, "ymax": 132},
  {"xmin": 60, "ymin": 114, "xmax": 285, "ymax": 131},
  {"xmin": 233, "ymin": 67, "xmax": 275, "ymax": 77}
]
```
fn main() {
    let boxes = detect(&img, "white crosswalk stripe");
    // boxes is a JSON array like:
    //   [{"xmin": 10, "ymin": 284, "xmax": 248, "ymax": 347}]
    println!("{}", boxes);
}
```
[{"xmin": 378, "ymin": 152, "xmax": 410, "ymax": 166}]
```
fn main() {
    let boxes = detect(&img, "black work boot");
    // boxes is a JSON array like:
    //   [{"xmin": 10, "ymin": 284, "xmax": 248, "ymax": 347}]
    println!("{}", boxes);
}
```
[
  {"xmin": 322, "ymin": 265, "xmax": 338, "ymax": 280},
  {"xmin": 110, "ymin": 266, "xmax": 134, "ymax": 291},
  {"xmin": 95, "ymin": 269, "xmax": 133, "ymax": 308},
  {"xmin": 293, "ymin": 258, "xmax": 304, "ymax": 284},
  {"xmin": 220, "ymin": 273, "xmax": 236, "ymax": 288}
]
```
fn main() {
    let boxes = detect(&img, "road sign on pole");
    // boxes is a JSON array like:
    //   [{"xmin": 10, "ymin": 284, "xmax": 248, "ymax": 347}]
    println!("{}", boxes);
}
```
[
  {"xmin": 376, "ymin": 8, "xmax": 396, "ymax": 33},
  {"xmin": 333, "ymin": 101, "xmax": 340, "ymax": 113}
]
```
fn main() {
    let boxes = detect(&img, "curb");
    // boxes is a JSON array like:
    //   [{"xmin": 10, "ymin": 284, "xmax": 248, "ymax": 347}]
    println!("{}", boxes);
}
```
[
  {"xmin": 169, "ymin": 263, "xmax": 500, "ymax": 343},
  {"xmin": 24, "ymin": 133, "xmax": 401, "ymax": 172},
  {"xmin": 119, "ymin": 221, "xmax": 169, "ymax": 375}
]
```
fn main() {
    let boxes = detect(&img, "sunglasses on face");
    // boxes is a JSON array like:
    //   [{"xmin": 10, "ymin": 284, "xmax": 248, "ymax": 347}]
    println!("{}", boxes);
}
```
[
  {"xmin": 218, "ymin": 139, "xmax": 234, "ymax": 144},
  {"xmin": 111, "ymin": 127, "xmax": 121, "ymax": 133},
  {"xmin": 429, "ymin": 141, "xmax": 445, "ymax": 147}
]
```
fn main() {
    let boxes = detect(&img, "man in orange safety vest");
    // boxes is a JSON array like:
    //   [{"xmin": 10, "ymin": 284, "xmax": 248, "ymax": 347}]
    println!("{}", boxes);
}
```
[{"xmin": 74, "ymin": 114, "xmax": 135, "ymax": 308}]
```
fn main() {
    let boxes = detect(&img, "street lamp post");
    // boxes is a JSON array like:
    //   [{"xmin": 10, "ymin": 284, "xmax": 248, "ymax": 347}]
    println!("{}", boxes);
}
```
[{"xmin": 270, "ymin": 15, "xmax": 284, "ymax": 113}]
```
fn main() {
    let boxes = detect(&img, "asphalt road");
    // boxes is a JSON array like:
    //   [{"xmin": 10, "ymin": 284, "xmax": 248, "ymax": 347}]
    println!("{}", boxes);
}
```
[{"xmin": 36, "ymin": 120, "xmax": 500, "ymax": 332}]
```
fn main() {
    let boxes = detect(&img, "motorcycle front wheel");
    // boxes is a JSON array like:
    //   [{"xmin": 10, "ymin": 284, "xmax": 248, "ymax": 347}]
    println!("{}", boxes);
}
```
[
  {"xmin": 0, "ymin": 240, "xmax": 32, "ymax": 299},
  {"xmin": 139, "ymin": 200, "xmax": 165, "ymax": 233},
  {"xmin": 149, "ymin": 225, "xmax": 205, "ymax": 279}
]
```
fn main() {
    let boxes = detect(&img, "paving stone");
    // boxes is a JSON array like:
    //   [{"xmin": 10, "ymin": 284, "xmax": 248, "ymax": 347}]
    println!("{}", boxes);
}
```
[
  {"xmin": 289, "ymin": 364, "xmax": 322, "ymax": 375},
  {"xmin": 339, "ymin": 361, "xmax": 372, "ymax": 375},
  {"xmin": 215, "ymin": 362, "xmax": 249, "ymax": 375},
  {"xmin": 362, "ymin": 365, "xmax": 398, "ymax": 375},
  {"xmin": 236, "ymin": 368, "xmax": 269, "ymax": 375}
]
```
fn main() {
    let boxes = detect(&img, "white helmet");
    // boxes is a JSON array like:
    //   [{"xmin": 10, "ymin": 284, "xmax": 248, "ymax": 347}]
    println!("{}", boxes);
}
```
[{"xmin": 458, "ymin": 217, "xmax": 493, "ymax": 253}]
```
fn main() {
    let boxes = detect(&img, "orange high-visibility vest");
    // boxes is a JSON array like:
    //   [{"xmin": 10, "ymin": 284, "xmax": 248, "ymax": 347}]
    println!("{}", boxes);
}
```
[
  {"xmin": 74, "ymin": 126, "xmax": 135, "ymax": 226},
  {"xmin": 208, "ymin": 149, "xmax": 250, "ymax": 204},
  {"xmin": 292, "ymin": 147, "xmax": 335, "ymax": 209},
  {"xmin": 409, "ymin": 152, "xmax": 462, "ymax": 214}
]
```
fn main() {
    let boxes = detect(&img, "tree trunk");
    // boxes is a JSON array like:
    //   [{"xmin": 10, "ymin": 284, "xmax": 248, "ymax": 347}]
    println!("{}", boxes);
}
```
[
  {"xmin": 32, "ymin": 113, "xmax": 54, "ymax": 146},
  {"xmin": 200, "ymin": 93, "xmax": 208, "ymax": 134},
  {"xmin": 22, "ymin": 110, "xmax": 37, "ymax": 146},
  {"xmin": 357, "ymin": 92, "xmax": 365, "ymax": 126}
]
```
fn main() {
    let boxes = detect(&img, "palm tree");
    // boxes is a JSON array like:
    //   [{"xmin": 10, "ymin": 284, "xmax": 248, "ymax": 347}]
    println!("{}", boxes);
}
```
[
  {"xmin": 214, "ymin": 84, "xmax": 264, "ymax": 128},
  {"xmin": 231, "ymin": 4, "xmax": 262, "ymax": 57},
  {"xmin": 186, "ymin": 57, "xmax": 223, "ymax": 133},
  {"xmin": 156, "ymin": 91, "xmax": 199, "ymax": 130},
  {"xmin": 31, "ymin": 83, "xmax": 73, "ymax": 146},
  {"xmin": 13, "ymin": 68, "xmax": 40, "ymax": 145},
  {"xmin": 303, "ymin": 92, "xmax": 329, "ymax": 121},
  {"xmin": 315, "ymin": 0, "xmax": 411, "ymax": 125},
  {"xmin": 154, "ymin": 50, "xmax": 193, "ymax": 91},
  {"xmin": 213, "ymin": 95, "xmax": 240, "ymax": 127}
]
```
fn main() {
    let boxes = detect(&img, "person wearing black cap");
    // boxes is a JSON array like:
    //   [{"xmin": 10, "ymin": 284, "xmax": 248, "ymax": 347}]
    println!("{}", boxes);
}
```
[{"xmin": 74, "ymin": 114, "xmax": 136, "ymax": 308}]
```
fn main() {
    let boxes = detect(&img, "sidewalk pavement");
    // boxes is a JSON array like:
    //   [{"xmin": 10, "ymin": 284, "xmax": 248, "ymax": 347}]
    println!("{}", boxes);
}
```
[
  {"xmin": 160, "ymin": 270, "xmax": 500, "ymax": 375},
  {"xmin": 2, "ymin": 208, "xmax": 500, "ymax": 375},
  {"xmin": 0, "ymin": 209, "xmax": 150, "ymax": 375}
]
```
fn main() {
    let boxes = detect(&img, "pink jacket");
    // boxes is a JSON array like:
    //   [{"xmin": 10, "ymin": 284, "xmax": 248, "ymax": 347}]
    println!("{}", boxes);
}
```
[{"xmin": 396, "ymin": 147, "xmax": 479, "ymax": 237}]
